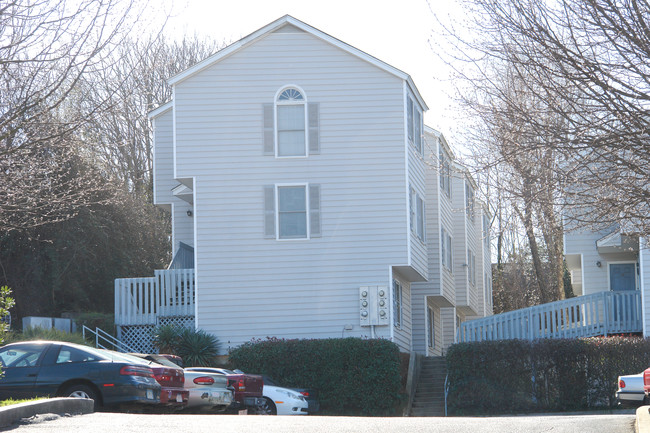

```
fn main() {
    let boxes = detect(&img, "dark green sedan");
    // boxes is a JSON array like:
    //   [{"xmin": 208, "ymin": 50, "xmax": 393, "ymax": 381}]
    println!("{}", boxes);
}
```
[{"xmin": 0, "ymin": 340, "xmax": 161, "ymax": 408}]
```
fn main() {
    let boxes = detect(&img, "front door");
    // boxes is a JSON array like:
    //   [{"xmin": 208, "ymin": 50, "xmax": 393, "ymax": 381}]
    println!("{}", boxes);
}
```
[{"xmin": 609, "ymin": 263, "xmax": 637, "ymax": 322}]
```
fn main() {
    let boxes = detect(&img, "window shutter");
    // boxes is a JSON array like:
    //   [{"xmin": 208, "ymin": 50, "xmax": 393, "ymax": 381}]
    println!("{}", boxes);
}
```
[
  {"xmin": 264, "ymin": 185, "xmax": 276, "ymax": 238},
  {"xmin": 309, "ymin": 184, "xmax": 321, "ymax": 237},
  {"xmin": 308, "ymin": 103, "xmax": 320, "ymax": 154},
  {"xmin": 263, "ymin": 104, "xmax": 274, "ymax": 155}
]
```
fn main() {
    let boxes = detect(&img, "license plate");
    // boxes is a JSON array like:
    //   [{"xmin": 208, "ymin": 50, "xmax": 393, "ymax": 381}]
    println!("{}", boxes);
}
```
[
  {"xmin": 146, "ymin": 389, "xmax": 154, "ymax": 400},
  {"xmin": 176, "ymin": 394, "xmax": 183, "ymax": 403}
]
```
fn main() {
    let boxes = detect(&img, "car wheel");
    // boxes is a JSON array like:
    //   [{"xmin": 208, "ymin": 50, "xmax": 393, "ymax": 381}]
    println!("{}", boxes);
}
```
[
  {"xmin": 61, "ymin": 384, "xmax": 100, "ymax": 409},
  {"xmin": 258, "ymin": 397, "xmax": 277, "ymax": 415}
]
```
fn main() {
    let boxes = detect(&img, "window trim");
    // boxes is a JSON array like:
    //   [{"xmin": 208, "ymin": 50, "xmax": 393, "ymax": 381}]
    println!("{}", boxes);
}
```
[
  {"xmin": 274, "ymin": 85, "xmax": 308, "ymax": 159},
  {"xmin": 407, "ymin": 96, "xmax": 423, "ymax": 155},
  {"xmin": 275, "ymin": 183, "xmax": 309, "ymax": 240}
]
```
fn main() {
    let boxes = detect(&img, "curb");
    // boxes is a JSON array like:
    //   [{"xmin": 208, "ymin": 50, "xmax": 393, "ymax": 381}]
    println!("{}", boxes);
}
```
[
  {"xmin": 637, "ymin": 406, "xmax": 650, "ymax": 433},
  {"xmin": 0, "ymin": 398, "xmax": 94, "ymax": 428}
]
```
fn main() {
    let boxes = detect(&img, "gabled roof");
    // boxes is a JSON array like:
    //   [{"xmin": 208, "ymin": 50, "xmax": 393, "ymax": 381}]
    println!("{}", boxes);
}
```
[
  {"xmin": 167, "ymin": 15, "xmax": 428, "ymax": 110},
  {"xmin": 148, "ymin": 101, "xmax": 173, "ymax": 119}
]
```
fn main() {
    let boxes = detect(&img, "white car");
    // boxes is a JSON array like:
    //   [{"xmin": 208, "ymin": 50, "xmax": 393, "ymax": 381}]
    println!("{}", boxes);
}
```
[
  {"xmin": 257, "ymin": 376, "xmax": 312, "ymax": 415},
  {"xmin": 616, "ymin": 372, "xmax": 646, "ymax": 407}
]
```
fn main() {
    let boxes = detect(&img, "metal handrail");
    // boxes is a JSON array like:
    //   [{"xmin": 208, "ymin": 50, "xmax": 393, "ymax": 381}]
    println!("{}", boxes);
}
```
[{"xmin": 82, "ymin": 325, "xmax": 137, "ymax": 353}]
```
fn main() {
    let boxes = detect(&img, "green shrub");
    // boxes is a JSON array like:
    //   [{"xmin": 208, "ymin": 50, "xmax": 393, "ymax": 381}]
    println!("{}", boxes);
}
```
[
  {"xmin": 6, "ymin": 327, "xmax": 91, "ymax": 345},
  {"xmin": 175, "ymin": 328, "xmax": 220, "ymax": 366},
  {"xmin": 152, "ymin": 324, "xmax": 182, "ymax": 354},
  {"xmin": 152, "ymin": 325, "xmax": 220, "ymax": 366},
  {"xmin": 446, "ymin": 336, "xmax": 650, "ymax": 415},
  {"xmin": 228, "ymin": 337, "xmax": 403, "ymax": 416}
]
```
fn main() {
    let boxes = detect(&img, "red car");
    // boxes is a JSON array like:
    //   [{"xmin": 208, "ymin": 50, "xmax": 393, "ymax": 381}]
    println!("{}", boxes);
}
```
[
  {"xmin": 123, "ymin": 353, "xmax": 189, "ymax": 409},
  {"xmin": 186, "ymin": 367, "xmax": 264, "ymax": 413}
]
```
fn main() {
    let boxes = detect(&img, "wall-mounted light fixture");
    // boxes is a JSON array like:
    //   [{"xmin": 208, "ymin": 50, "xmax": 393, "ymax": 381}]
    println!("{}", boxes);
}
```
[
  {"xmin": 187, "ymin": 210, "xmax": 192, "ymax": 217},
  {"xmin": 596, "ymin": 261, "xmax": 602, "ymax": 268}
]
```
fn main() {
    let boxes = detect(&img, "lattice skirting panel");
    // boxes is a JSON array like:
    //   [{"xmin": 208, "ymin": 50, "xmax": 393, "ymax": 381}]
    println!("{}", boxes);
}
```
[{"xmin": 117, "ymin": 315, "xmax": 195, "ymax": 353}]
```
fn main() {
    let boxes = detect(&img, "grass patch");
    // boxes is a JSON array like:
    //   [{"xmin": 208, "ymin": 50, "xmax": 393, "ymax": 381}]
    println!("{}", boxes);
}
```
[{"xmin": 0, "ymin": 397, "xmax": 47, "ymax": 407}]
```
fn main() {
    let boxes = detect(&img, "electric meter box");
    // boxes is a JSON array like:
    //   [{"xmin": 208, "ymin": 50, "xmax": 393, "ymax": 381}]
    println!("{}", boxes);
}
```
[{"xmin": 359, "ymin": 286, "xmax": 389, "ymax": 326}]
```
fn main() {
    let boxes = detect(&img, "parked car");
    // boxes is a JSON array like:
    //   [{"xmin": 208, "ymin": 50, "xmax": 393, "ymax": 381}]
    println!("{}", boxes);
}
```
[
  {"xmin": 0, "ymin": 341, "xmax": 161, "ymax": 409},
  {"xmin": 185, "ymin": 367, "xmax": 265, "ymax": 413},
  {"xmin": 618, "ymin": 372, "xmax": 646, "ymax": 407},
  {"xmin": 124, "ymin": 353, "xmax": 189, "ymax": 409},
  {"xmin": 134, "ymin": 354, "xmax": 232, "ymax": 412},
  {"xmin": 259, "ymin": 376, "xmax": 319, "ymax": 415}
]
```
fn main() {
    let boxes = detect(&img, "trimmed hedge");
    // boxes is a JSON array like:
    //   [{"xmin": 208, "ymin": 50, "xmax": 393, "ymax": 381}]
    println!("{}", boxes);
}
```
[
  {"xmin": 228, "ymin": 337, "xmax": 403, "ymax": 416},
  {"xmin": 447, "ymin": 337, "xmax": 650, "ymax": 415}
]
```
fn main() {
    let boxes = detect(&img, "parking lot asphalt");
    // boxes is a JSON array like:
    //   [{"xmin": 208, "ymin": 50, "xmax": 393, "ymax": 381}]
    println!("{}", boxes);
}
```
[
  {"xmin": 0, "ymin": 398, "xmax": 642, "ymax": 431},
  {"xmin": 0, "ymin": 398, "xmax": 93, "ymax": 428}
]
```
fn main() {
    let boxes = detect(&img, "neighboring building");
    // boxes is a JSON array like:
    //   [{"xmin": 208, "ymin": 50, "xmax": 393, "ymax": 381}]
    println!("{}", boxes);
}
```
[
  {"xmin": 115, "ymin": 15, "xmax": 492, "ymax": 355},
  {"xmin": 565, "ymin": 227, "xmax": 650, "ymax": 334}
]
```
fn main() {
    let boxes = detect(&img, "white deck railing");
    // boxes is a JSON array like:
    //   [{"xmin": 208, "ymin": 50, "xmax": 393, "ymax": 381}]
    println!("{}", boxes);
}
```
[
  {"xmin": 458, "ymin": 290, "xmax": 641, "ymax": 342},
  {"xmin": 115, "ymin": 269, "xmax": 195, "ymax": 326}
]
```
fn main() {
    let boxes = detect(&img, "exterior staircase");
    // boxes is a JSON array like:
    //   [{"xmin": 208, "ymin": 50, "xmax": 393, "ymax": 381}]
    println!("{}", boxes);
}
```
[{"xmin": 410, "ymin": 356, "xmax": 447, "ymax": 417}]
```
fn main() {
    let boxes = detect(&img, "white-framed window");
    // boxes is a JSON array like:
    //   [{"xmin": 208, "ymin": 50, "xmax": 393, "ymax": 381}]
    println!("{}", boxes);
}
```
[
  {"xmin": 407, "ymin": 96, "xmax": 423, "ymax": 154},
  {"xmin": 263, "ymin": 88, "xmax": 320, "ymax": 157},
  {"xmin": 467, "ymin": 248, "xmax": 476, "ymax": 286},
  {"xmin": 439, "ymin": 144, "xmax": 451, "ymax": 197},
  {"xmin": 483, "ymin": 213, "xmax": 490, "ymax": 250},
  {"xmin": 441, "ymin": 228, "xmax": 453, "ymax": 271},
  {"xmin": 276, "ymin": 87, "xmax": 307, "ymax": 157},
  {"xmin": 465, "ymin": 181, "xmax": 475, "ymax": 221},
  {"xmin": 409, "ymin": 187, "xmax": 426, "ymax": 242},
  {"xmin": 427, "ymin": 306, "xmax": 435, "ymax": 348},
  {"xmin": 393, "ymin": 279, "xmax": 402, "ymax": 328},
  {"xmin": 263, "ymin": 184, "xmax": 321, "ymax": 240}
]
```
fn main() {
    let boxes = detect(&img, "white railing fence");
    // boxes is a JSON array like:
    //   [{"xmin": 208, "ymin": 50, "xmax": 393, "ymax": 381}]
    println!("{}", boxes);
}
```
[
  {"xmin": 458, "ymin": 290, "xmax": 641, "ymax": 342},
  {"xmin": 115, "ymin": 269, "xmax": 195, "ymax": 326}
]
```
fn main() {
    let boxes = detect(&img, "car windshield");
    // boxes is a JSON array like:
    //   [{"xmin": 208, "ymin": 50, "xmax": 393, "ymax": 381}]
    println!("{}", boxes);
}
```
[{"xmin": 262, "ymin": 376, "xmax": 278, "ymax": 386}]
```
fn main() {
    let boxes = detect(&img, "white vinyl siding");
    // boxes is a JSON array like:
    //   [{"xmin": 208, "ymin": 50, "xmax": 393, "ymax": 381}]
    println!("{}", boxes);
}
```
[
  {"xmin": 172, "ymin": 28, "xmax": 407, "ymax": 350},
  {"xmin": 152, "ymin": 109, "xmax": 175, "ymax": 206}
]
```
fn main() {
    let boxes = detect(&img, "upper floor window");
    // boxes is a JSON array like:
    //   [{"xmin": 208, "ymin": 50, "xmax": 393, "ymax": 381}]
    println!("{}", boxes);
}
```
[
  {"xmin": 441, "ymin": 227, "xmax": 453, "ymax": 272},
  {"xmin": 483, "ymin": 214, "xmax": 490, "ymax": 250},
  {"xmin": 276, "ymin": 88, "xmax": 307, "ymax": 157},
  {"xmin": 465, "ymin": 181, "xmax": 475, "ymax": 221},
  {"xmin": 264, "ymin": 183, "xmax": 321, "ymax": 240},
  {"xmin": 439, "ymin": 144, "xmax": 451, "ymax": 198},
  {"xmin": 409, "ymin": 187, "xmax": 426, "ymax": 242},
  {"xmin": 263, "ymin": 87, "xmax": 320, "ymax": 157},
  {"xmin": 467, "ymin": 248, "xmax": 476, "ymax": 286},
  {"xmin": 407, "ymin": 96, "xmax": 423, "ymax": 154}
]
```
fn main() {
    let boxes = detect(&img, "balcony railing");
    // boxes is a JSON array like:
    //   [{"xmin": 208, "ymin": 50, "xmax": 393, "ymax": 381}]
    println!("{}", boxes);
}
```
[
  {"xmin": 458, "ymin": 290, "xmax": 641, "ymax": 342},
  {"xmin": 115, "ymin": 268, "xmax": 195, "ymax": 326}
]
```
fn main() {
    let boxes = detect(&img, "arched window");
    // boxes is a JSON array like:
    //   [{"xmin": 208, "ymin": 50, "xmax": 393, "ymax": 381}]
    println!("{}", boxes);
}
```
[{"xmin": 275, "ymin": 87, "xmax": 307, "ymax": 157}]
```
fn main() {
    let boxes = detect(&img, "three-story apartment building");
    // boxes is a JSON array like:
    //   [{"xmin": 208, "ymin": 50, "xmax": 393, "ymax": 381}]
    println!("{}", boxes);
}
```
[{"xmin": 115, "ymin": 15, "xmax": 492, "ymax": 354}]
